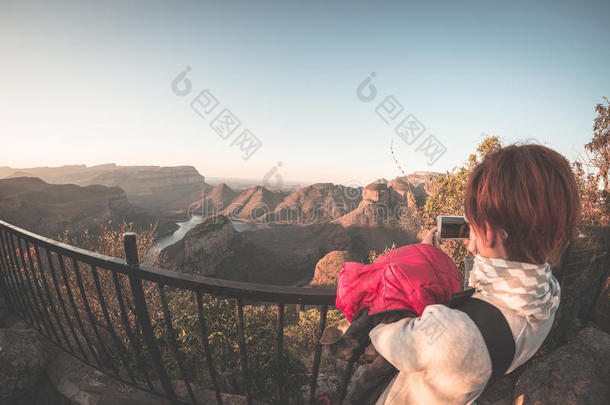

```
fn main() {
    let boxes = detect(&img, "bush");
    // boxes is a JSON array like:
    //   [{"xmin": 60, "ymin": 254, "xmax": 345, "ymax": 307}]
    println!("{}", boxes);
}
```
[{"xmin": 418, "ymin": 136, "xmax": 502, "ymax": 276}]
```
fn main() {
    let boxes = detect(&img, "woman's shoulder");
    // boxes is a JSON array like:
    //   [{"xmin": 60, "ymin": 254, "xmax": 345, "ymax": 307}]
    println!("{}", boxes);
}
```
[
  {"xmin": 417, "ymin": 304, "xmax": 485, "ymax": 344},
  {"xmin": 370, "ymin": 304, "xmax": 493, "ymax": 379},
  {"xmin": 372, "ymin": 304, "xmax": 489, "ymax": 355},
  {"xmin": 470, "ymin": 292, "xmax": 558, "ymax": 372}
]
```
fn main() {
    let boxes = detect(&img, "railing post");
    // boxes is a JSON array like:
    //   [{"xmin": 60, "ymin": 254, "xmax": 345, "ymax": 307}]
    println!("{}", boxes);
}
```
[
  {"xmin": 0, "ymin": 231, "xmax": 15, "ymax": 313},
  {"xmin": 0, "ymin": 254, "xmax": 14, "ymax": 313},
  {"xmin": 309, "ymin": 305, "xmax": 328, "ymax": 404},
  {"xmin": 124, "ymin": 233, "xmax": 140, "ymax": 267},
  {"xmin": 235, "ymin": 298, "xmax": 252, "ymax": 405},
  {"xmin": 276, "ymin": 303, "xmax": 285, "ymax": 405},
  {"xmin": 123, "ymin": 233, "xmax": 177, "ymax": 402}
]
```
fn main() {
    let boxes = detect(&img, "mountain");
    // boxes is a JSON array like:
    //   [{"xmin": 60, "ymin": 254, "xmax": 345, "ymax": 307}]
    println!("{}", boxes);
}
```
[
  {"xmin": 0, "ymin": 164, "xmax": 110, "ymax": 184},
  {"xmin": 4, "ymin": 171, "xmax": 37, "ymax": 179},
  {"xmin": 90, "ymin": 166, "xmax": 211, "ymax": 220},
  {"xmin": 205, "ymin": 176, "xmax": 304, "ymax": 193},
  {"xmin": 219, "ymin": 186, "xmax": 286, "ymax": 221},
  {"xmin": 160, "ymin": 215, "xmax": 351, "ymax": 284},
  {"xmin": 0, "ymin": 167, "xmax": 15, "ymax": 179},
  {"xmin": 0, "ymin": 167, "xmax": 439, "ymax": 285},
  {"xmin": 1, "ymin": 164, "xmax": 440, "ymax": 224},
  {"xmin": 264, "ymin": 183, "xmax": 362, "ymax": 224},
  {"xmin": 201, "ymin": 183, "xmax": 239, "ymax": 214},
  {"xmin": 160, "ymin": 211, "xmax": 418, "ymax": 285},
  {"xmin": 335, "ymin": 178, "xmax": 420, "ymax": 227},
  {"xmin": 1, "ymin": 164, "xmax": 211, "ymax": 220},
  {"xmin": 159, "ymin": 173, "xmax": 433, "ymax": 285},
  {"xmin": 0, "ymin": 177, "xmax": 175, "ymax": 238},
  {"xmin": 401, "ymin": 171, "xmax": 441, "ymax": 205}
]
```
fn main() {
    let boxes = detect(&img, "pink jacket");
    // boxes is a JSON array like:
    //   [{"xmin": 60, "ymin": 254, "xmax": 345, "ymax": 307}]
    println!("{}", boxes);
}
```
[{"xmin": 336, "ymin": 243, "xmax": 462, "ymax": 322}]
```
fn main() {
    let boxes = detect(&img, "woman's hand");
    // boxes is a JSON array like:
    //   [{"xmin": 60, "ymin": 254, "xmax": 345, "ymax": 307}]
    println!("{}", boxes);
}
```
[{"xmin": 421, "ymin": 228, "xmax": 440, "ymax": 248}]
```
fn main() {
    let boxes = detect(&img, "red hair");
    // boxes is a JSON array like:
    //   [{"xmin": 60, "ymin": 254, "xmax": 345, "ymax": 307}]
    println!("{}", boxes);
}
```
[{"xmin": 463, "ymin": 144, "xmax": 580, "ymax": 264}]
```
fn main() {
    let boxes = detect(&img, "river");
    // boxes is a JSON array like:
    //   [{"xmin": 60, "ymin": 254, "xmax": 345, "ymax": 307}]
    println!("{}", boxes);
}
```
[{"xmin": 145, "ymin": 217, "xmax": 257, "ymax": 263}]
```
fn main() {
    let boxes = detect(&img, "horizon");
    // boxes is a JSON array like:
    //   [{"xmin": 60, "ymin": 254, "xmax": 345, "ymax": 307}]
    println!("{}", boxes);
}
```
[
  {"xmin": 2, "ymin": 0, "xmax": 609, "ymax": 185},
  {"xmin": 0, "ymin": 162, "xmax": 440, "ymax": 190}
]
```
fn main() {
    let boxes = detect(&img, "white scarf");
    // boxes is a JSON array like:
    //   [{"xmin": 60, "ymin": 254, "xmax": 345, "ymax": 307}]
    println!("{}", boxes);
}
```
[{"xmin": 468, "ymin": 255, "xmax": 561, "ymax": 321}]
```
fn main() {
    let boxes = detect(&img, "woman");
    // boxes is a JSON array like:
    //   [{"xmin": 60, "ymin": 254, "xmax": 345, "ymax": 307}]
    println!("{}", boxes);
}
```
[{"xmin": 369, "ymin": 144, "xmax": 580, "ymax": 404}]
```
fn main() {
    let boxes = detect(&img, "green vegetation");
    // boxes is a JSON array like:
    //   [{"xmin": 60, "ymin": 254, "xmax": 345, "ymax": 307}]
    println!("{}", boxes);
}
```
[
  {"xmin": 574, "ymin": 97, "xmax": 610, "ymax": 226},
  {"xmin": 368, "ymin": 242, "xmax": 397, "ymax": 263},
  {"xmin": 56, "ymin": 222, "xmax": 346, "ymax": 403},
  {"xmin": 417, "ymin": 136, "xmax": 502, "ymax": 276}
]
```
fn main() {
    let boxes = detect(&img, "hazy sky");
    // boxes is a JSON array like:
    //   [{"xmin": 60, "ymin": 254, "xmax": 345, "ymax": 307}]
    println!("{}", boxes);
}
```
[{"xmin": 1, "ymin": 0, "xmax": 608, "ymax": 186}]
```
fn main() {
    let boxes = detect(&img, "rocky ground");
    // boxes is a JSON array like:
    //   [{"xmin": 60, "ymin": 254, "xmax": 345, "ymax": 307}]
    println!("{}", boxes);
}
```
[
  {"xmin": 0, "ymin": 297, "xmax": 264, "ymax": 405},
  {"xmin": 1, "ymin": 287, "xmax": 608, "ymax": 405},
  {"xmin": 476, "ymin": 327, "xmax": 610, "ymax": 405}
]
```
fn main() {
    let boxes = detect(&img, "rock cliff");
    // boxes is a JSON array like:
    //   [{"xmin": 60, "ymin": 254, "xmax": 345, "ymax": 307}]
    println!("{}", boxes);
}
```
[
  {"xmin": 161, "ymin": 215, "xmax": 364, "ymax": 285},
  {"xmin": 220, "ymin": 186, "xmax": 286, "ymax": 222},
  {"xmin": 310, "ymin": 250, "xmax": 361, "ymax": 287},
  {"xmin": 0, "ymin": 177, "xmax": 174, "ymax": 238},
  {"xmin": 0, "ymin": 164, "xmax": 211, "ymax": 221},
  {"xmin": 202, "ymin": 183, "xmax": 239, "ymax": 214},
  {"xmin": 161, "ymin": 215, "xmax": 314, "ymax": 283},
  {"xmin": 265, "ymin": 183, "xmax": 362, "ymax": 224}
]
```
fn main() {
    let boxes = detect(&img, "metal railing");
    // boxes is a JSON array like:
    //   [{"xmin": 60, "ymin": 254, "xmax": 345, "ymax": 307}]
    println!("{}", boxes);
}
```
[
  {"xmin": 0, "ymin": 219, "xmax": 480, "ymax": 404},
  {"xmin": 0, "ymin": 219, "xmax": 358, "ymax": 404}
]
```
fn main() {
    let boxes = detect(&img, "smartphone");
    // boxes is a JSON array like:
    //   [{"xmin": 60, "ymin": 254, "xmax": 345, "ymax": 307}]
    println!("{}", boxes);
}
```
[{"xmin": 437, "ymin": 216, "xmax": 470, "ymax": 239}]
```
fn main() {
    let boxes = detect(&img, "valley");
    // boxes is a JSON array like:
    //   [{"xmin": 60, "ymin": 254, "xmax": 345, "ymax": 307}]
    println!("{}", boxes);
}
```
[{"xmin": 0, "ymin": 164, "xmax": 440, "ymax": 285}]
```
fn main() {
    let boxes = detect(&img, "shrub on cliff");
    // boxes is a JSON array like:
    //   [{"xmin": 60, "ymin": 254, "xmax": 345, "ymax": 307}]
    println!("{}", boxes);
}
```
[{"xmin": 419, "ymin": 136, "xmax": 502, "ymax": 276}]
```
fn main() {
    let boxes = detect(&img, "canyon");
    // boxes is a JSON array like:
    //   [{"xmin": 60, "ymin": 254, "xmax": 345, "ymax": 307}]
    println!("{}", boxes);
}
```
[{"xmin": 0, "ymin": 164, "xmax": 440, "ymax": 285}]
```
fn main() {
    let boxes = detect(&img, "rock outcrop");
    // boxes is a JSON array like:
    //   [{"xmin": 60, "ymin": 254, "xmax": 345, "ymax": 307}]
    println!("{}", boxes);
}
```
[
  {"xmin": 90, "ymin": 166, "xmax": 211, "ymax": 221},
  {"xmin": 266, "ymin": 183, "xmax": 362, "ymax": 224},
  {"xmin": 388, "ymin": 177, "xmax": 419, "ymax": 208},
  {"xmin": 220, "ymin": 186, "xmax": 285, "ymax": 221},
  {"xmin": 476, "ymin": 326, "xmax": 610, "ymax": 405},
  {"xmin": 0, "ymin": 328, "xmax": 49, "ymax": 403},
  {"xmin": 0, "ymin": 164, "xmax": 212, "ymax": 221},
  {"xmin": 310, "ymin": 250, "xmax": 360, "ymax": 287},
  {"xmin": 335, "ymin": 178, "xmax": 419, "ymax": 228},
  {"xmin": 362, "ymin": 182, "xmax": 391, "ymax": 204},
  {"xmin": 1, "ymin": 165, "xmax": 440, "ymax": 227},
  {"xmin": 160, "ymin": 215, "xmax": 317, "ymax": 283},
  {"xmin": 512, "ymin": 327, "xmax": 610, "ymax": 404},
  {"xmin": 0, "ymin": 296, "xmax": 263, "ymax": 405},
  {"xmin": 161, "ymin": 215, "xmax": 246, "ymax": 277},
  {"xmin": 595, "ymin": 274, "xmax": 610, "ymax": 333},
  {"xmin": 202, "ymin": 183, "xmax": 239, "ymax": 214},
  {"xmin": 0, "ymin": 164, "xmax": 205, "ymax": 191},
  {"xmin": 44, "ymin": 345, "xmax": 264, "ymax": 405},
  {"xmin": 0, "ymin": 177, "xmax": 175, "ymax": 237},
  {"xmin": 401, "ymin": 171, "xmax": 441, "ymax": 205},
  {"xmin": 548, "ymin": 227, "xmax": 610, "ymax": 344},
  {"xmin": 161, "ymin": 216, "xmax": 359, "ymax": 285}
]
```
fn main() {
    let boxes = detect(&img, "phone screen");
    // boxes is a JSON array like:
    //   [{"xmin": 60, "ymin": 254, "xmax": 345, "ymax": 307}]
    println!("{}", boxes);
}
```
[{"xmin": 439, "ymin": 216, "xmax": 470, "ymax": 239}]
